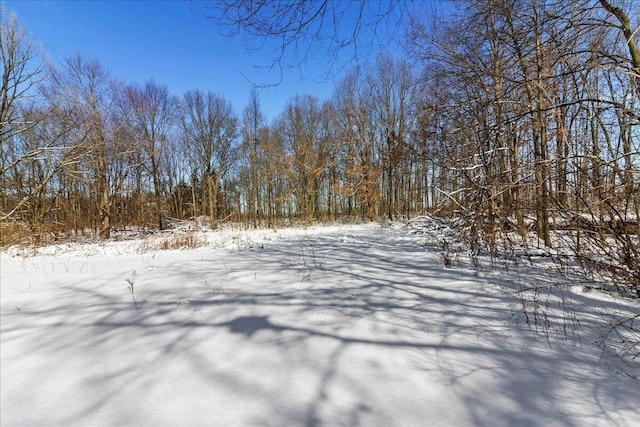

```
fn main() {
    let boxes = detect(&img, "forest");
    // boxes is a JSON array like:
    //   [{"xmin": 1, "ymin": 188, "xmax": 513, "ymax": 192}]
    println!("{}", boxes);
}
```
[{"xmin": 1, "ymin": 1, "xmax": 638, "ymax": 292}]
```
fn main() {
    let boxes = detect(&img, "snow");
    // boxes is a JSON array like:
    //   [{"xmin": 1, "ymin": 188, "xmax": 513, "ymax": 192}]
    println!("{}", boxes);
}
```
[{"xmin": 1, "ymin": 223, "xmax": 639, "ymax": 426}]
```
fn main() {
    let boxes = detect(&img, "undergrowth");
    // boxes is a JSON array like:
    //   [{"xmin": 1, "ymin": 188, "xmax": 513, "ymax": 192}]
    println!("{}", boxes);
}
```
[
  {"xmin": 138, "ymin": 232, "xmax": 206, "ymax": 252},
  {"xmin": 407, "ymin": 214, "xmax": 639, "ymax": 380}
]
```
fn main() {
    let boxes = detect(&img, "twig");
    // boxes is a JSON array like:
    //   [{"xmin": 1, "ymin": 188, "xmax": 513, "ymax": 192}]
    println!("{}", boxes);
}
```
[{"xmin": 126, "ymin": 270, "xmax": 138, "ymax": 310}]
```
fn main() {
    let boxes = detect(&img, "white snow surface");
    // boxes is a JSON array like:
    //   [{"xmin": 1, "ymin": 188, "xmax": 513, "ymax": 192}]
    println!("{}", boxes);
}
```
[{"xmin": 1, "ymin": 223, "xmax": 639, "ymax": 426}]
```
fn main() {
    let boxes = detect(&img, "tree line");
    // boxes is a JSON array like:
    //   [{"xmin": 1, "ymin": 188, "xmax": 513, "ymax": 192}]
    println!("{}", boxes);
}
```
[{"xmin": 2, "ymin": 1, "xmax": 638, "ymax": 289}]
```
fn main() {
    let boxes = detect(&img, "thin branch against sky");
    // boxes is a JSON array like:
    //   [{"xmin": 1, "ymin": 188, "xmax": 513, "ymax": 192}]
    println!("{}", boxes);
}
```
[{"xmin": 1, "ymin": 0, "xmax": 437, "ymax": 120}]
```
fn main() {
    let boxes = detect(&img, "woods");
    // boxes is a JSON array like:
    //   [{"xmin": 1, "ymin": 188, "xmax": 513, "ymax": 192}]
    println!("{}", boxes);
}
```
[{"xmin": 1, "ymin": 2, "xmax": 638, "ymax": 289}]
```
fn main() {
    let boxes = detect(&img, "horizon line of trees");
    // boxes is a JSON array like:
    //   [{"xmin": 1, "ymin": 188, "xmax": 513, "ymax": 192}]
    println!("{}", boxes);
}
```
[{"xmin": 2, "ymin": 1, "xmax": 638, "ymax": 284}]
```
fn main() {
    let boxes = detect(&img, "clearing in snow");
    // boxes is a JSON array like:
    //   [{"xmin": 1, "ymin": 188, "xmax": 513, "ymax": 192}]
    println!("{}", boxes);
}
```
[{"xmin": 1, "ymin": 223, "xmax": 639, "ymax": 426}]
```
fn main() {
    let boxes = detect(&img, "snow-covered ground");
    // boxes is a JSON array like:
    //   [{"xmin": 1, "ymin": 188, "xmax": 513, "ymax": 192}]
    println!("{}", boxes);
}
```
[{"xmin": 1, "ymin": 223, "xmax": 638, "ymax": 426}]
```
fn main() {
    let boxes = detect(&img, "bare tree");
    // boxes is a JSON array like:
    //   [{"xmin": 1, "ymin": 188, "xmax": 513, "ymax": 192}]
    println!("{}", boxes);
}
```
[
  {"xmin": 180, "ymin": 90, "xmax": 238, "ymax": 229},
  {"xmin": 240, "ymin": 87, "xmax": 266, "ymax": 227},
  {"xmin": 366, "ymin": 53, "xmax": 414, "ymax": 221},
  {"xmin": 333, "ymin": 70, "xmax": 380, "ymax": 219},
  {"xmin": 45, "ymin": 55, "xmax": 133, "ymax": 239},
  {"xmin": 125, "ymin": 80, "xmax": 176, "ymax": 229},
  {"xmin": 0, "ymin": 9, "xmax": 44, "ymax": 145},
  {"xmin": 599, "ymin": 0, "xmax": 640, "ymax": 78},
  {"xmin": 275, "ymin": 94, "xmax": 328, "ymax": 222},
  {"xmin": 1, "ymin": 9, "xmax": 45, "ymax": 225}
]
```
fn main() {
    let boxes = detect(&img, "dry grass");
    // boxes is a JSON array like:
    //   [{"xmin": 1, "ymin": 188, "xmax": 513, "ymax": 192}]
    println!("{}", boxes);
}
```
[
  {"xmin": 138, "ymin": 232, "xmax": 206, "ymax": 252},
  {"xmin": 0, "ymin": 221, "xmax": 57, "ymax": 247},
  {"xmin": 0, "ymin": 221, "xmax": 27, "ymax": 247}
]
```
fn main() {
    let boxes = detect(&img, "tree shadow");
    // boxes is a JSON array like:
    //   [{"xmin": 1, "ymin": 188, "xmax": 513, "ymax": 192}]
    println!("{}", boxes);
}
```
[{"xmin": 1, "ymin": 226, "xmax": 639, "ymax": 426}]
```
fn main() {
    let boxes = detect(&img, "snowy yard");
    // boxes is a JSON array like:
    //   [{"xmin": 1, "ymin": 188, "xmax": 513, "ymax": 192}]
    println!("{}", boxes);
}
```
[{"xmin": 1, "ymin": 223, "xmax": 639, "ymax": 426}]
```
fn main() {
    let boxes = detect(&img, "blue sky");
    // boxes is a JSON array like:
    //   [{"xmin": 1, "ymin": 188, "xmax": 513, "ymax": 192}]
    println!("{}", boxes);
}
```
[{"xmin": 3, "ymin": 0, "xmax": 381, "ymax": 121}]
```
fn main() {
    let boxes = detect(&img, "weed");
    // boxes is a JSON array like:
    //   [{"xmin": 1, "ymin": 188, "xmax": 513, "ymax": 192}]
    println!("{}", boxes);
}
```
[
  {"xmin": 283, "ymin": 237, "xmax": 325, "ymax": 281},
  {"xmin": 126, "ymin": 270, "xmax": 138, "ymax": 310},
  {"xmin": 299, "ymin": 239, "xmax": 324, "ymax": 269}
]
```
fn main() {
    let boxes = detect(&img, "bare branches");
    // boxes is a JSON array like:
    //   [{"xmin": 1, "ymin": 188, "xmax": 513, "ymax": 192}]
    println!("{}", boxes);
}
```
[
  {"xmin": 193, "ymin": 0, "xmax": 409, "ymax": 84},
  {"xmin": 180, "ymin": 90, "xmax": 238, "ymax": 228},
  {"xmin": 599, "ymin": 0, "xmax": 640, "ymax": 75},
  {"xmin": 0, "ymin": 9, "xmax": 45, "ymax": 144}
]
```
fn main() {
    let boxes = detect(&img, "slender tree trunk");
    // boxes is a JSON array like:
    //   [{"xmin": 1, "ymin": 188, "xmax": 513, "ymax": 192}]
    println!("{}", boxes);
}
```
[
  {"xmin": 99, "ymin": 175, "xmax": 111, "ymax": 239},
  {"xmin": 207, "ymin": 173, "xmax": 218, "ymax": 229}
]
